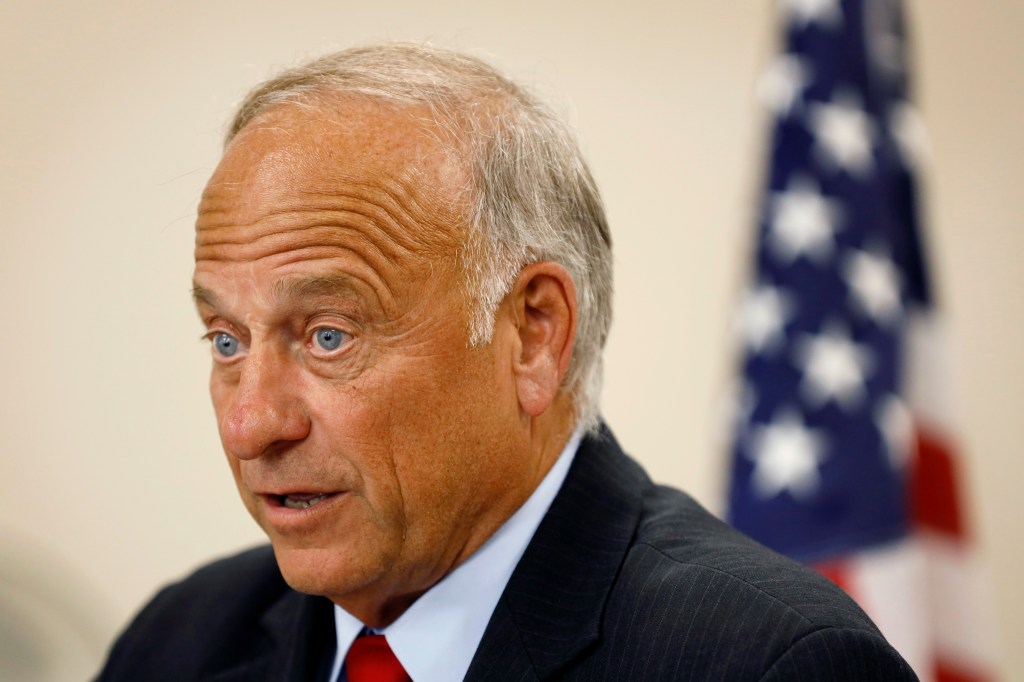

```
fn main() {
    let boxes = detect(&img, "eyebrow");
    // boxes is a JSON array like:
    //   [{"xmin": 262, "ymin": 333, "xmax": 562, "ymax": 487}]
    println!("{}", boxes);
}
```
[
  {"xmin": 274, "ymin": 273, "xmax": 367, "ymax": 303},
  {"xmin": 191, "ymin": 284, "xmax": 218, "ymax": 309},
  {"xmin": 190, "ymin": 274, "xmax": 364, "ymax": 311}
]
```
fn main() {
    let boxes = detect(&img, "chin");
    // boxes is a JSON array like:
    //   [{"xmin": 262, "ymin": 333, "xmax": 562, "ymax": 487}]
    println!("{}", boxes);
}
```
[{"xmin": 270, "ymin": 542, "xmax": 381, "ymax": 600}]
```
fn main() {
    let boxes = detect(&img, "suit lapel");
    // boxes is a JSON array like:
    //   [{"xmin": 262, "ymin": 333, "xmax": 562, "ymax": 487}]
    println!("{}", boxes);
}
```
[
  {"xmin": 466, "ymin": 427, "xmax": 649, "ymax": 680},
  {"xmin": 264, "ymin": 591, "xmax": 337, "ymax": 681},
  {"xmin": 204, "ymin": 589, "xmax": 336, "ymax": 682}
]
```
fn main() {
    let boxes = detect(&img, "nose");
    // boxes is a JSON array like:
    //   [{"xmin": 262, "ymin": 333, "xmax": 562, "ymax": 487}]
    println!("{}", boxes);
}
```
[{"xmin": 217, "ymin": 348, "xmax": 310, "ymax": 460}]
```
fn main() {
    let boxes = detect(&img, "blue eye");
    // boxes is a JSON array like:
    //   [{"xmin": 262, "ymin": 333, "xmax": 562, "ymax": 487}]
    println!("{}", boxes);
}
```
[
  {"xmin": 213, "ymin": 332, "xmax": 239, "ymax": 357},
  {"xmin": 314, "ymin": 328, "xmax": 346, "ymax": 351}
]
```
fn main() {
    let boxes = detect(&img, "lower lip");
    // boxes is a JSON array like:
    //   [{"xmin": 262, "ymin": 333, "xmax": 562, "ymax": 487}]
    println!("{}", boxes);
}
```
[{"xmin": 258, "ymin": 493, "xmax": 344, "ymax": 533}]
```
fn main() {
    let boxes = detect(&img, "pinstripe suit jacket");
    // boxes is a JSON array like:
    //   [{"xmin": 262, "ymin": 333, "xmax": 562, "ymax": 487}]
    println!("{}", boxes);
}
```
[{"xmin": 97, "ymin": 427, "xmax": 916, "ymax": 681}]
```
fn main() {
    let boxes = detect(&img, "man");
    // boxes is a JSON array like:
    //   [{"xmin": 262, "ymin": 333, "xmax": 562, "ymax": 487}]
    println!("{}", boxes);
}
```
[{"xmin": 98, "ymin": 44, "xmax": 916, "ymax": 681}]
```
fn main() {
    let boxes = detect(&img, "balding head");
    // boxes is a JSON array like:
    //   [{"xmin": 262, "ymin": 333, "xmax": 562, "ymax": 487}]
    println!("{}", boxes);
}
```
[{"xmin": 224, "ymin": 43, "xmax": 613, "ymax": 431}]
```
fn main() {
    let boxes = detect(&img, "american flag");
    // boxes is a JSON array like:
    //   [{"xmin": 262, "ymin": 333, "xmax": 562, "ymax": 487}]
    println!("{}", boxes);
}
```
[{"xmin": 726, "ymin": 1, "xmax": 998, "ymax": 679}]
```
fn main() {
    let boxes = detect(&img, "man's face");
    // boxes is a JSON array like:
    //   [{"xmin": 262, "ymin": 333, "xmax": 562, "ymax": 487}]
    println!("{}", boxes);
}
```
[{"xmin": 192, "ymin": 101, "xmax": 534, "ymax": 623}]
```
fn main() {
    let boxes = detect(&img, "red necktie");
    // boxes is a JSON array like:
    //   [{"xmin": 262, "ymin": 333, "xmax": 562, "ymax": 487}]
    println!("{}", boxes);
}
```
[{"xmin": 344, "ymin": 634, "xmax": 411, "ymax": 682}]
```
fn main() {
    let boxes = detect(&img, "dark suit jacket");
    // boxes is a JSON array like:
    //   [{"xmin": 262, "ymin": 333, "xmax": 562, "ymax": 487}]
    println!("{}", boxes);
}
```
[{"xmin": 97, "ymin": 427, "xmax": 917, "ymax": 681}]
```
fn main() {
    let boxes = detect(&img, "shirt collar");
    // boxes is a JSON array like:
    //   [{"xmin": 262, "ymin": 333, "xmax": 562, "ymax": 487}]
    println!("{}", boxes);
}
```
[{"xmin": 330, "ymin": 427, "xmax": 583, "ymax": 682}]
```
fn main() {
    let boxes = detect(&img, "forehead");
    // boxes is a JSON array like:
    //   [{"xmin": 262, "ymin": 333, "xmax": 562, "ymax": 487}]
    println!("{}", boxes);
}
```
[{"xmin": 195, "ymin": 97, "xmax": 470, "ymax": 262}]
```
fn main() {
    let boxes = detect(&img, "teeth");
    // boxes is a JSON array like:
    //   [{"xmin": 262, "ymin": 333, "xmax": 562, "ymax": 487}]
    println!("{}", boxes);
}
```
[{"xmin": 282, "ymin": 494, "xmax": 327, "ymax": 510}]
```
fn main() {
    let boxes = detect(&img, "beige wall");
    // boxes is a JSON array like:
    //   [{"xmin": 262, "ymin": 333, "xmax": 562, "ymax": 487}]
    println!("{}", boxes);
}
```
[{"xmin": 1, "ymin": 1, "xmax": 1019, "ymax": 679}]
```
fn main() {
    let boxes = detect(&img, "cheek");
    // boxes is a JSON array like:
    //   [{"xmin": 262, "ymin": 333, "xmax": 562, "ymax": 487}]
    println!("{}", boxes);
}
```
[
  {"xmin": 348, "ymin": 366, "xmax": 449, "ymax": 507},
  {"xmin": 209, "ymin": 373, "xmax": 233, "ymax": 427},
  {"xmin": 310, "ymin": 382, "xmax": 405, "ymax": 519},
  {"xmin": 375, "ymin": 349, "xmax": 509, "ymax": 510},
  {"xmin": 225, "ymin": 458, "xmax": 264, "ymax": 528}
]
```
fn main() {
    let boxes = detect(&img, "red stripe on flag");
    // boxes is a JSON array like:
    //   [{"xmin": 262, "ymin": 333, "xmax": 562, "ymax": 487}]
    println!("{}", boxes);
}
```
[
  {"xmin": 813, "ymin": 561, "xmax": 855, "ymax": 599},
  {"xmin": 935, "ymin": 657, "xmax": 990, "ymax": 682},
  {"xmin": 910, "ymin": 426, "xmax": 967, "ymax": 539}
]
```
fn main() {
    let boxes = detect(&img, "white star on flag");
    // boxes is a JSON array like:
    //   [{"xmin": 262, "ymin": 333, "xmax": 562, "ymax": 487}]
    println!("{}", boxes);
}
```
[
  {"xmin": 809, "ymin": 91, "xmax": 876, "ymax": 176},
  {"xmin": 795, "ymin": 322, "xmax": 875, "ymax": 410},
  {"xmin": 780, "ymin": 0, "xmax": 842, "ymax": 29},
  {"xmin": 875, "ymin": 394, "xmax": 913, "ymax": 471},
  {"xmin": 768, "ymin": 176, "xmax": 843, "ymax": 264},
  {"xmin": 843, "ymin": 247, "xmax": 902, "ymax": 325},
  {"xmin": 748, "ymin": 410, "xmax": 828, "ymax": 499},
  {"xmin": 736, "ymin": 283, "xmax": 796, "ymax": 353},
  {"xmin": 890, "ymin": 101, "xmax": 930, "ymax": 167},
  {"xmin": 736, "ymin": 384, "xmax": 758, "ymax": 429},
  {"xmin": 869, "ymin": 31, "xmax": 904, "ymax": 78},
  {"xmin": 864, "ymin": 0, "xmax": 905, "ymax": 78},
  {"xmin": 757, "ymin": 54, "xmax": 812, "ymax": 116}
]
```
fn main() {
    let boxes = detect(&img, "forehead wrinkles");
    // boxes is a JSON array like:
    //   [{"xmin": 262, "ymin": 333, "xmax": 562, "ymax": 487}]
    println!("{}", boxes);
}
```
[
  {"xmin": 195, "ymin": 175, "xmax": 458, "ymax": 266},
  {"xmin": 195, "ymin": 101, "xmax": 469, "ymax": 273}
]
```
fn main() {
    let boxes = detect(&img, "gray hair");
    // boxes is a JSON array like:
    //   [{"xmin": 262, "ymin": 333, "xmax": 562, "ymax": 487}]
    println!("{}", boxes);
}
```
[{"xmin": 225, "ymin": 43, "xmax": 613, "ymax": 432}]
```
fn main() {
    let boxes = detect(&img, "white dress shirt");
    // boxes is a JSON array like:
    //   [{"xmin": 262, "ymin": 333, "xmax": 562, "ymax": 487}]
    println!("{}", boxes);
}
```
[{"xmin": 329, "ymin": 428, "xmax": 583, "ymax": 682}]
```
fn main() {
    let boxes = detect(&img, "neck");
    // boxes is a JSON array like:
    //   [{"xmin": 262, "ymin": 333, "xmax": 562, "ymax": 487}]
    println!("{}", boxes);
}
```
[{"xmin": 527, "ymin": 393, "xmax": 578, "ymax": 485}]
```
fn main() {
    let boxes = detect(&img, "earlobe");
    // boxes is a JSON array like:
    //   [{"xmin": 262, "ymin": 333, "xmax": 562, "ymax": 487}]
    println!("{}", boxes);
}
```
[{"xmin": 510, "ymin": 262, "xmax": 577, "ymax": 417}]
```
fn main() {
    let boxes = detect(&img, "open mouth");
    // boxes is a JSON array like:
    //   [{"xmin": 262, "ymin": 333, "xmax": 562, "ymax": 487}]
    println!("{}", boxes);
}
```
[{"xmin": 277, "ymin": 493, "xmax": 332, "ymax": 510}]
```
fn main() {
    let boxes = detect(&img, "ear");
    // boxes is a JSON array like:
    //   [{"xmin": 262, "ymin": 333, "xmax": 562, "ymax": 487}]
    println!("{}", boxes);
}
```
[{"xmin": 508, "ymin": 262, "xmax": 578, "ymax": 417}]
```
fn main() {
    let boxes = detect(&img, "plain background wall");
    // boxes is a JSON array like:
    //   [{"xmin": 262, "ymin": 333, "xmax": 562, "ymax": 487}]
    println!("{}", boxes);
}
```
[{"xmin": 0, "ymin": 1, "xmax": 1020, "ymax": 679}]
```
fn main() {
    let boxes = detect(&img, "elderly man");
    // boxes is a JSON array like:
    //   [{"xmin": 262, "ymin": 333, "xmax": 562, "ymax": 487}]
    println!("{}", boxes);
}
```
[{"xmin": 98, "ymin": 44, "xmax": 915, "ymax": 681}]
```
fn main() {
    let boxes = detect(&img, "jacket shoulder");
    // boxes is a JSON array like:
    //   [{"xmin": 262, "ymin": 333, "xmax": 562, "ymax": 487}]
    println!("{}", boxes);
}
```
[
  {"xmin": 96, "ymin": 545, "xmax": 289, "ymax": 681},
  {"xmin": 592, "ymin": 485, "xmax": 916, "ymax": 680},
  {"xmin": 633, "ymin": 484, "xmax": 876, "ymax": 629}
]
